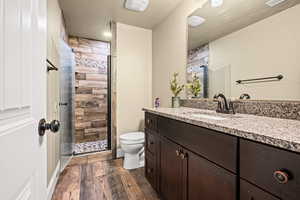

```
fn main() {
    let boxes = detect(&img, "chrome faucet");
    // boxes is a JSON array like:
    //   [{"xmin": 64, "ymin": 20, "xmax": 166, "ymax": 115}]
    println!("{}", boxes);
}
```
[{"xmin": 213, "ymin": 93, "xmax": 235, "ymax": 114}]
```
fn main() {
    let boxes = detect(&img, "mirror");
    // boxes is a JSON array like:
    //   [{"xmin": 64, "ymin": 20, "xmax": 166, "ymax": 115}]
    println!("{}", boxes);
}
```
[{"xmin": 187, "ymin": 0, "xmax": 300, "ymax": 100}]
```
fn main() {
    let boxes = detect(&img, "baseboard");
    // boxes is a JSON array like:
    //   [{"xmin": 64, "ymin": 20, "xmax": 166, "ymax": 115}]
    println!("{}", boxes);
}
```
[
  {"xmin": 47, "ymin": 161, "xmax": 60, "ymax": 200},
  {"xmin": 60, "ymin": 156, "xmax": 72, "ymax": 172},
  {"xmin": 116, "ymin": 148, "xmax": 124, "ymax": 158}
]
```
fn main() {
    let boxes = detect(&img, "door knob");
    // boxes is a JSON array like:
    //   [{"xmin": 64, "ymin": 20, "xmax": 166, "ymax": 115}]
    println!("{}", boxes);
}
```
[{"xmin": 38, "ymin": 119, "xmax": 60, "ymax": 136}]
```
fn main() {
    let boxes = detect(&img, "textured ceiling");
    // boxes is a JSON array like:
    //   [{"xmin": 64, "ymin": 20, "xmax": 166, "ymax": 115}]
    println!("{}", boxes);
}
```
[
  {"xmin": 188, "ymin": 0, "xmax": 300, "ymax": 50},
  {"xmin": 59, "ymin": 0, "xmax": 183, "ymax": 41}
]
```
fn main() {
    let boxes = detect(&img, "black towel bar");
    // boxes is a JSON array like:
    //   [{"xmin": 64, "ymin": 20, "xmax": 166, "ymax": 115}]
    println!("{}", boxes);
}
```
[{"xmin": 236, "ymin": 75, "xmax": 283, "ymax": 84}]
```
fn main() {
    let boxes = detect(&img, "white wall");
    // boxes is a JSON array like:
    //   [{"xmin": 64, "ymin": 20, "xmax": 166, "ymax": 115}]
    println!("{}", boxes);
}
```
[
  {"xmin": 210, "ymin": 4, "xmax": 300, "ymax": 100},
  {"xmin": 152, "ymin": 0, "xmax": 208, "ymax": 107},
  {"xmin": 116, "ymin": 23, "xmax": 152, "ymax": 146}
]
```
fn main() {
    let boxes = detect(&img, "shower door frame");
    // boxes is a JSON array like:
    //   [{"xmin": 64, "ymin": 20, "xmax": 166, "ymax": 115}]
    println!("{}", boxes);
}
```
[{"xmin": 107, "ymin": 55, "xmax": 112, "ymax": 150}]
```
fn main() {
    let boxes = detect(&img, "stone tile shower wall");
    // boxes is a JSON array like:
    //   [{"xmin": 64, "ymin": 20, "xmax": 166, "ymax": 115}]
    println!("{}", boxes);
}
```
[{"xmin": 69, "ymin": 37, "xmax": 110, "ymax": 143}]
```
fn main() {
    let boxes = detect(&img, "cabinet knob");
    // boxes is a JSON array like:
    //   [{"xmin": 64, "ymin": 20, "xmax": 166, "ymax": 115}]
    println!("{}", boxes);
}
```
[{"xmin": 273, "ymin": 170, "xmax": 290, "ymax": 184}]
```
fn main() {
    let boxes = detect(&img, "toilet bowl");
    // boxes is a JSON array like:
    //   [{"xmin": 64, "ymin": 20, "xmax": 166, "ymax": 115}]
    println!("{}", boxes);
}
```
[{"xmin": 120, "ymin": 132, "xmax": 145, "ymax": 170}]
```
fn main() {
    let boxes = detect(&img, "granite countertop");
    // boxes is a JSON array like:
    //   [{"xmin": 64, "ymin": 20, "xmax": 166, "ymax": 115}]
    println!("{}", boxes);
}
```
[{"xmin": 143, "ymin": 107, "xmax": 300, "ymax": 153}]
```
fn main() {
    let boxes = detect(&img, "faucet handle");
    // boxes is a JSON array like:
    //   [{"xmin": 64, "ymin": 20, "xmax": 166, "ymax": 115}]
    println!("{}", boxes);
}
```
[{"xmin": 228, "ymin": 101, "xmax": 235, "ymax": 114}]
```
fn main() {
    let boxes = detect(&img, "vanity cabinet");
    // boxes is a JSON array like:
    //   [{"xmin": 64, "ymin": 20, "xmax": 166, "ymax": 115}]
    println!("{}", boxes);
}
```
[
  {"xmin": 144, "ymin": 112, "xmax": 300, "ymax": 200},
  {"xmin": 145, "ymin": 113, "xmax": 237, "ymax": 200}
]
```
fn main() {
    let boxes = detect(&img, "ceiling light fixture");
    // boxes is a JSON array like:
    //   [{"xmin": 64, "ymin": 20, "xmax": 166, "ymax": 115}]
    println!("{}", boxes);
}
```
[
  {"xmin": 124, "ymin": 0, "xmax": 149, "ymax": 12},
  {"xmin": 188, "ymin": 16, "xmax": 206, "ymax": 27},
  {"xmin": 211, "ymin": 0, "xmax": 223, "ymax": 7}
]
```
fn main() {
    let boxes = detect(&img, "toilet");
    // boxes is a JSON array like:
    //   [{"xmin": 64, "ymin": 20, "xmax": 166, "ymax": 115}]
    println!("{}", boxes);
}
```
[{"xmin": 120, "ymin": 132, "xmax": 145, "ymax": 170}]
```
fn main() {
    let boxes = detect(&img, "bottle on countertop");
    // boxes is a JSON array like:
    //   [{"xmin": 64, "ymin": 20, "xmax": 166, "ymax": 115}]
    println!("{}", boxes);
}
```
[{"xmin": 154, "ymin": 98, "xmax": 160, "ymax": 108}]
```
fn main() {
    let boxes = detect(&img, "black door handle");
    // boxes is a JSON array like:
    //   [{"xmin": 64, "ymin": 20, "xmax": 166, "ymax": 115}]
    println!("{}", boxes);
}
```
[
  {"xmin": 38, "ymin": 119, "xmax": 60, "ymax": 136},
  {"xmin": 59, "ymin": 102, "xmax": 68, "ymax": 106}
]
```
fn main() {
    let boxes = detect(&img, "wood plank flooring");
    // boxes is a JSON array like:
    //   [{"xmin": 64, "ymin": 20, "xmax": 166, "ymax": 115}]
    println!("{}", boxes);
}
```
[{"xmin": 52, "ymin": 153, "xmax": 160, "ymax": 200}]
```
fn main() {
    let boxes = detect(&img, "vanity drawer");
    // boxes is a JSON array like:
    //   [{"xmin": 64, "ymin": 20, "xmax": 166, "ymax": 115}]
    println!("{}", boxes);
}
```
[
  {"xmin": 145, "ymin": 130, "xmax": 157, "ymax": 155},
  {"xmin": 240, "ymin": 139, "xmax": 300, "ymax": 200},
  {"xmin": 145, "ymin": 151, "xmax": 157, "ymax": 190},
  {"xmin": 240, "ymin": 179, "xmax": 280, "ymax": 200},
  {"xmin": 158, "ymin": 116, "xmax": 237, "ymax": 173},
  {"xmin": 145, "ymin": 112, "xmax": 157, "ymax": 132}
]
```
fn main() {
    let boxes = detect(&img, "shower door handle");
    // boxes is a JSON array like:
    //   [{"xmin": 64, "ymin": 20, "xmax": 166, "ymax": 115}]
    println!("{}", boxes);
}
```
[{"xmin": 38, "ymin": 119, "xmax": 60, "ymax": 136}]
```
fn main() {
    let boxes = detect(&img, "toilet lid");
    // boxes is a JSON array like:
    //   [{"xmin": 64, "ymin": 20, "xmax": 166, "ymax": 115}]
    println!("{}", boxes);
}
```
[{"xmin": 120, "ymin": 132, "xmax": 144, "ymax": 141}]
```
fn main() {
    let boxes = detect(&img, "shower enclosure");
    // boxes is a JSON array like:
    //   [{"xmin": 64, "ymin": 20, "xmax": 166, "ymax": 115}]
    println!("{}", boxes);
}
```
[
  {"xmin": 69, "ymin": 37, "xmax": 111, "ymax": 155},
  {"xmin": 59, "ymin": 39, "xmax": 75, "ymax": 170}
]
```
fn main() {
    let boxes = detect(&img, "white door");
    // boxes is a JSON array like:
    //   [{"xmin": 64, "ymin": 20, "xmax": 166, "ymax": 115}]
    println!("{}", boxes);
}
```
[{"xmin": 0, "ymin": 0, "xmax": 47, "ymax": 199}]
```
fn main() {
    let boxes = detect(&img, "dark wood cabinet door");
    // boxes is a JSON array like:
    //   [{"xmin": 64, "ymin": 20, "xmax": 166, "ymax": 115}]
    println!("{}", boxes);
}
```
[
  {"xmin": 240, "ymin": 179, "xmax": 280, "ymax": 200},
  {"xmin": 160, "ymin": 137, "xmax": 183, "ymax": 200},
  {"xmin": 186, "ymin": 150, "xmax": 236, "ymax": 200}
]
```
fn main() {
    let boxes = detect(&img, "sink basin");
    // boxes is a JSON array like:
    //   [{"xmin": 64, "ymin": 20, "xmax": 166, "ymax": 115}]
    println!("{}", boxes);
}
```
[{"xmin": 191, "ymin": 113, "xmax": 227, "ymax": 120}]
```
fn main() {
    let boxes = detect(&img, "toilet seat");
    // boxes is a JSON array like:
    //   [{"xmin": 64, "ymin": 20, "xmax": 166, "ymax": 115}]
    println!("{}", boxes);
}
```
[{"xmin": 120, "ymin": 132, "xmax": 145, "ymax": 144}]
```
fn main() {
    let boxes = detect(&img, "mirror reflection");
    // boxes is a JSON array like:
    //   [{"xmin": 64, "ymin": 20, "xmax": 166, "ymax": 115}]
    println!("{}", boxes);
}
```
[{"xmin": 187, "ymin": 0, "xmax": 300, "ymax": 100}]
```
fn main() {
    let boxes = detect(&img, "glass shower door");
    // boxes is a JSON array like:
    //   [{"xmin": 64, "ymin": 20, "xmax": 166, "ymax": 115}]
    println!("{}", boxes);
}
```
[{"xmin": 59, "ymin": 39, "xmax": 75, "ymax": 171}]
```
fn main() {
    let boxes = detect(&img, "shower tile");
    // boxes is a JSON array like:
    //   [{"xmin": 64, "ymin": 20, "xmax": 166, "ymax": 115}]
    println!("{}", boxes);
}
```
[{"xmin": 74, "ymin": 140, "xmax": 108, "ymax": 155}]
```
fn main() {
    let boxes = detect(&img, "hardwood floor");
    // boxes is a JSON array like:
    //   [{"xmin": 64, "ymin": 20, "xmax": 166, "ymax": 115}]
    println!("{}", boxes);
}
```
[{"xmin": 52, "ymin": 153, "xmax": 160, "ymax": 200}]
